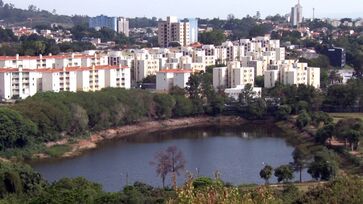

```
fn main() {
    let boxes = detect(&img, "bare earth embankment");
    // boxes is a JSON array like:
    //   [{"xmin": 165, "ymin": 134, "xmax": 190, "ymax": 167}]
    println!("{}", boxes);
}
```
[{"xmin": 38, "ymin": 116, "xmax": 247, "ymax": 159}]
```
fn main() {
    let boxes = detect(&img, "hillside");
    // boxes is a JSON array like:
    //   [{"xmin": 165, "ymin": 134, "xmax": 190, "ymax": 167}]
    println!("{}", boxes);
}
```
[{"xmin": 0, "ymin": 2, "xmax": 88, "ymax": 27}]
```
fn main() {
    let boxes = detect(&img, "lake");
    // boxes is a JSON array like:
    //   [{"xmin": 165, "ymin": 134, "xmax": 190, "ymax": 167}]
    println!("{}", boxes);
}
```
[{"xmin": 30, "ymin": 124, "xmax": 310, "ymax": 192}]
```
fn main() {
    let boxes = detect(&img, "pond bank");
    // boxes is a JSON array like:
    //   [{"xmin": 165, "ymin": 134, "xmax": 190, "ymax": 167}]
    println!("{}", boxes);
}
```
[{"xmin": 35, "ymin": 116, "xmax": 250, "ymax": 160}]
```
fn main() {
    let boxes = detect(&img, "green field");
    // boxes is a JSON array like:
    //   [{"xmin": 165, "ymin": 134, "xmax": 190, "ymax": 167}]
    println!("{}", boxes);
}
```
[{"xmin": 328, "ymin": 113, "xmax": 363, "ymax": 123}]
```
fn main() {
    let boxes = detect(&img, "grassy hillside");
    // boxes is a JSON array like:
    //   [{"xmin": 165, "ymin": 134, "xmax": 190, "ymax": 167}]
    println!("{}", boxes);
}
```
[{"xmin": 0, "ymin": 3, "xmax": 88, "ymax": 27}]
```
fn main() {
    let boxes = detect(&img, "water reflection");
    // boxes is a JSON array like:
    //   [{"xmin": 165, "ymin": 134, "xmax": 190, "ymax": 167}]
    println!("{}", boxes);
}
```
[{"xmin": 31, "ymin": 124, "xmax": 310, "ymax": 192}]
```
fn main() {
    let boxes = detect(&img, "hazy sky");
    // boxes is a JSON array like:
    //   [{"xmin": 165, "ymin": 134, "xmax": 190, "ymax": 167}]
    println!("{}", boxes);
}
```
[{"xmin": 4, "ymin": 0, "xmax": 363, "ymax": 19}]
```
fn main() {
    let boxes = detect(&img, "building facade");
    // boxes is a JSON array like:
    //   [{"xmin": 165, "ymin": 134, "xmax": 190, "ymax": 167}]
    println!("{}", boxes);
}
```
[
  {"xmin": 291, "ymin": 0, "xmax": 303, "ymax": 27},
  {"xmin": 0, "ymin": 65, "xmax": 131, "ymax": 101},
  {"xmin": 325, "ymin": 47, "xmax": 346, "ymax": 68},
  {"xmin": 89, "ymin": 15, "xmax": 118, "ymax": 32},
  {"xmin": 117, "ymin": 17, "xmax": 130, "ymax": 37},
  {"xmin": 158, "ymin": 16, "xmax": 192, "ymax": 47},
  {"xmin": 89, "ymin": 15, "xmax": 129, "ymax": 36},
  {"xmin": 156, "ymin": 69, "xmax": 192, "ymax": 91}
]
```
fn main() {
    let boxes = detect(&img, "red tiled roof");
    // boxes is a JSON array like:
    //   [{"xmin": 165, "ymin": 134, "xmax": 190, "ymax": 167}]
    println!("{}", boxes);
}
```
[
  {"xmin": 0, "ymin": 65, "xmax": 129, "ymax": 73},
  {"xmin": 158, "ymin": 69, "xmax": 192, "ymax": 73},
  {"xmin": 0, "ymin": 54, "xmax": 105, "ymax": 61}
]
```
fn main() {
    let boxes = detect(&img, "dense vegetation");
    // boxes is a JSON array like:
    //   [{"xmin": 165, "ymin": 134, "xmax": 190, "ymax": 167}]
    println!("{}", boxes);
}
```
[
  {"xmin": 0, "ymin": 30, "xmax": 96, "ymax": 56},
  {"xmin": 0, "ymin": 72, "xmax": 227, "ymax": 158},
  {"xmin": 0, "ymin": 161, "xmax": 362, "ymax": 204},
  {"xmin": 0, "ymin": 1, "xmax": 87, "ymax": 27},
  {"xmin": 0, "ymin": 25, "xmax": 135, "ymax": 55},
  {"xmin": 198, "ymin": 15, "xmax": 275, "ymax": 40}
]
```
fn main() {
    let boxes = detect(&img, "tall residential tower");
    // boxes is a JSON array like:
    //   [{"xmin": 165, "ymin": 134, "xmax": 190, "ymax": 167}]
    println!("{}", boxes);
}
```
[
  {"xmin": 158, "ymin": 16, "xmax": 198, "ymax": 47},
  {"xmin": 291, "ymin": 0, "xmax": 303, "ymax": 27},
  {"xmin": 89, "ymin": 15, "xmax": 129, "ymax": 36}
]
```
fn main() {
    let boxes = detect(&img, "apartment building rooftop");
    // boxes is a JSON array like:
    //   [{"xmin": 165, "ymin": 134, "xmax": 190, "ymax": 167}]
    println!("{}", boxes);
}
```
[
  {"xmin": 158, "ymin": 69, "xmax": 193, "ymax": 73},
  {"xmin": 0, "ymin": 65, "xmax": 128, "ymax": 73}
]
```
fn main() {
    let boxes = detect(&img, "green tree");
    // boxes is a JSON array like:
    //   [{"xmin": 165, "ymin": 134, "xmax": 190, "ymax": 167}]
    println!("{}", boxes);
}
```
[
  {"xmin": 153, "ymin": 94, "xmax": 176, "ymax": 119},
  {"xmin": 238, "ymin": 84, "xmax": 254, "ymax": 105},
  {"xmin": 142, "ymin": 75, "xmax": 156, "ymax": 83},
  {"xmin": 207, "ymin": 94, "xmax": 225, "ymax": 116},
  {"xmin": 192, "ymin": 177, "xmax": 213, "ymax": 188},
  {"xmin": 292, "ymin": 145, "xmax": 311, "ymax": 182},
  {"xmin": 315, "ymin": 123, "xmax": 335, "ymax": 144},
  {"xmin": 335, "ymin": 118, "xmax": 363, "ymax": 150},
  {"xmin": 170, "ymin": 86, "xmax": 187, "ymax": 96},
  {"xmin": 31, "ymin": 177, "xmax": 103, "ymax": 204},
  {"xmin": 172, "ymin": 95, "xmax": 193, "ymax": 117},
  {"xmin": 199, "ymin": 30, "xmax": 226, "ymax": 45},
  {"xmin": 3, "ymin": 172, "xmax": 23, "ymax": 194},
  {"xmin": 0, "ymin": 108, "xmax": 37, "ymax": 150},
  {"xmin": 186, "ymin": 73, "xmax": 202, "ymax": 100},
  {"xmin": 296, "ymin": 110, "xmax": 311, "ymax": 129},
  {"xmin": 255, "ymin": 76, "xmax": 264, "ymax": 88},
  {"xmin": 22, "ymin": 41, "xmax": 46, "ymax": 55},
  {"xmin": 324, "ymin": 83, "xmax": 359, "ymax": 108},
  {"xmin": 274, "ymin": 165, "xmax": 294, "ymax": 183},
  {"xmin": 247, "ymin": 98, "xmax": 267, "ymax": 119},
  {"xmin": 259, "ymin": 165, "xmax": 273, "ymax": 184},
  {"xmin": 275, "ymin": 105, "xmax": 292, "ymax": 120},
  {"xmin": 68, "ymin": 104, "xmax": 89, "ymax": 135},
  {"xmin": 297, "ymin": 176, "xmax": 363, "ymax": 204},
  {"xmin": 308, "ymin": 149, "xmax": 338, "ymax": 181},
  {"xmin": 312, "ymin": 111, "xmax": 333, "ymax": 127}
]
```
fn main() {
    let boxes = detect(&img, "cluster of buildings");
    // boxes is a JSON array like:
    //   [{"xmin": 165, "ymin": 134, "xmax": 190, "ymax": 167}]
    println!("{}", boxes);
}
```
[
  {"xmin": 0, "ymin": 28, "xmax": 321, "ymax": 101},
  {"xmin": 89, "ymin": 15, "xmax": 130, "ymax": 37},
  {"xmin": 326, "ymin": 18, "xmax": 363, "ymax": 28},
  {"xmin": 0, "ymin": 53, "xmax": 130, "ymax": 101},
  {"xmin": 211, "ymin": 36, "xmax": 320, "ymax": 99},
  {"xmin": 107, "ymin": 35, "xmax": 320, "ymax": 98},
  {"xmin": 9, "ymin": 26, "xmax": 74, "ymax": 43}
]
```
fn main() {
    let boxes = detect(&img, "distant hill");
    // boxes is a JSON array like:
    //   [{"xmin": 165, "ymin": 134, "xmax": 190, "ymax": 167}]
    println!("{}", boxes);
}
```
[{"xmin": 0, "ymin": 3, "xmax": 89, "ymax": 28}]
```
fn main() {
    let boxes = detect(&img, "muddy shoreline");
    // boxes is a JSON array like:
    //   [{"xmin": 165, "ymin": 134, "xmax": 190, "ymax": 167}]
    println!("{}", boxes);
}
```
[{"xmin": 35, "ymin": 116, "xmax": 251, "ymax": 160}]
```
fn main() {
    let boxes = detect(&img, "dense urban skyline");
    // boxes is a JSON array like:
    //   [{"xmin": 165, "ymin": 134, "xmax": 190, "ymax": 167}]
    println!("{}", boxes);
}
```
[{"xmin": 4, "ymin": 0, "xmax": 363, "ymax": 19}]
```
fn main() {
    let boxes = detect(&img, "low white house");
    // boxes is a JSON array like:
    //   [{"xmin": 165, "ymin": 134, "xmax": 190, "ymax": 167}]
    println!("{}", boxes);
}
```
[
  {"xmin": 224, "ymin": 85, "xmax": 262, "ymax": 101},
  {"xmin": 156, "ymin": 69, "xmax": 192, "ymax": 92}
]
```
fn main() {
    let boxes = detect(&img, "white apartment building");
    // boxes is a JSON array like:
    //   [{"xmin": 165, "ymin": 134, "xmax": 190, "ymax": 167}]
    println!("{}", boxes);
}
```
[
  {"xmin": 117, "ymin": 17, "xmax": 130, "ymax": 37},
  {"xmin": 42, "ymin": 68, "xmax": 77, "ymax": 93},
  {"xmin": 213, "ymin": 67, "xmax": 228, "ymax": 89},
  {"xmin": 0, "ymin": 65, "xmax": 131, "ymax": 101},
  {"xmin": 218, "ymin": 41, "xmax": 245, "ymax": 62},
  {"xmin": 291, "ymin": 0, "xmax": 303, "ymax": 26},
  {"xmin": 264, "ymin": 62, "xmax": 320, "ymax": 89},
  {"xmin": 225, "ymin": 85, "xmax": 262, "ymax": 101},
  {"xmin": 230, "ymin": 67, "xmax": 255, "ymax": 88},
  {"xmin": 264, "ymin": 70, "xmax": 280, "ymax": 88},
  {"xmin": 0, "ymin": 53, "xmax": 108, "ymax": 69},
  {"xmin": 135, "ymin": 59, "xmax": 160, "ymax": 82},
  {"xmin": 0, "ymin": 55, "xmax": 55, "ymax": 69},
  {"xmin": 158, "ymin": 16, "xmax": 190, "ymax": 47},
  {"xmin": 0, "ymin": 68, "xmax": 40, "ymax": 100},
  {"xmin": 105, "ymin": 66, "xmax": 131, "ymax": 89},
  {"xmin": 247, "ymin": 60, "xmax": 265, "ymax": 77},
  {"xmin": 212, "ymin": 62, "xmax": 254, "ymax": 89},
  {"xmin": 156, "ymin": 69, "xmax": 192, "ymax": 91}
]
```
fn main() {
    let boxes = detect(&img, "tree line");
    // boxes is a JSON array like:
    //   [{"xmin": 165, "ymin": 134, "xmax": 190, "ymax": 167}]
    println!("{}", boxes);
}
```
[
  {"xmin": 0, "ymin": 160, "xmax": 362, "ymax": 204},
  {"xmin": 0, "ymin": 75, "xmax": 226, "ymax": 155},
  {"xmin": 0, "ymin": 30, "xmax": 96, "ymax": 56},
  {"xmin": 0, "ymin": 25, "xmax": 135, "ymax": 56}
]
